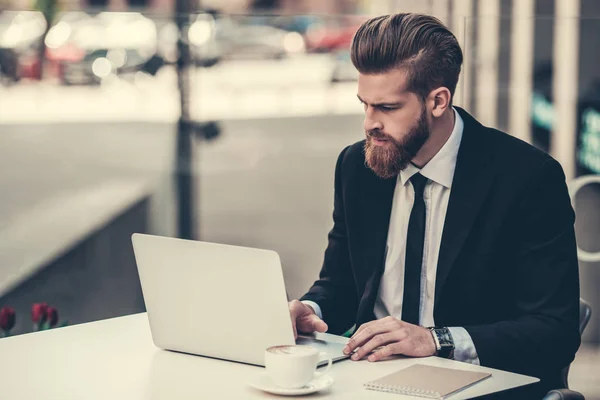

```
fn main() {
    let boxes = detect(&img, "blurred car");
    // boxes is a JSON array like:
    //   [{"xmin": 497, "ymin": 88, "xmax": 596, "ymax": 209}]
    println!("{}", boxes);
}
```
[
  {"xmin": 0, "ymin": 11, "xmax": 47, "ymax": 80},
  {"xmin": 269, "ymin": 15, "xmax": 321, "ymax": 36},
  {"xmin": 45, "ymin": 12, "xmax": 94, "ymax": 64},
  {"xmin": 188, "ymin": 12, "xmax": 221, "ymax": 66},
  {"xmin": 45, "ymin": 12, "xmax": 159, "ymax": 85},
  {"xmin": 304, "ymin": 16, "xmax": 365, "ymax": 53},
  {"xmin": 156, "ymin": 13, "xmax": 222, "ymax": 68},
  {"xmin": 61, "ymin": 48, "xmax": 155, "ymax": 85},
  {"xmin": 159, "ymin": 14, "xmax": 305, "ymax": 65},
  {"xmin": 213, "ymin": 16, "xmax": 305, "ymax": 60},
  {"xmin": 0, "ymin": 47, "xmax": 19, "ymax": 83}
]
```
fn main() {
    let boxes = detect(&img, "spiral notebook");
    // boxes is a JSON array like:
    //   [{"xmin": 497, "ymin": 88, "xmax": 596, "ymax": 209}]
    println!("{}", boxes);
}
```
[{"xmin": 364, "ymin": 364, "xmax": 492, "ymax": 399}]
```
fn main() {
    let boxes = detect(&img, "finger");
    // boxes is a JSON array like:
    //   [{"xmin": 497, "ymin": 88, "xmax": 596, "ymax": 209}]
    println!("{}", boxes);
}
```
[
  {"xmin": 350, "ymin": 319, "xmax": 377, "ymax": 339},
  {"xmin": 288, "ymin": 300, "xmax": 303, "ymax": 339},
  {"xmin": 312, "ymin": 316, "xmax": 328, "ymax": 333},
  {"xmin": 344, "ymin": 319, "xmax": 398, "ymax": 355},
  {"xmin": 290, "ymin": 311, "xmax": 298, "ymax": 339},
  {"xmin": 297, "ymin": 313, "xmax": 320, "ymax": 334},
  {"xmin": 351, "ymin": 316, "xmax": 396, "ymax": 340},
  {"xmin": 351, "ymin": 330, "xmax": 406, "ymax": 361},
  {"xmin": 368, "ymin": 342, "xmax": 402, "ymax": 362},
  {"xmin": 301, "ymin": 314, "xmax": 327, "ymax": 333},
  {"xmin": 347, "ymin": 318, "xmax": 399, "ymax": 348},
  {"xmin": 293, "ymin": 322, "xmax": 298, "ymax": 340}
]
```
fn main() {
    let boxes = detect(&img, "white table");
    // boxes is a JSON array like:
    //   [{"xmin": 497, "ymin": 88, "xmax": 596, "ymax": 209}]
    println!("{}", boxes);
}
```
[{"xmin": 0, "ymin": 313, "xmax": 539, "ymax": 399}]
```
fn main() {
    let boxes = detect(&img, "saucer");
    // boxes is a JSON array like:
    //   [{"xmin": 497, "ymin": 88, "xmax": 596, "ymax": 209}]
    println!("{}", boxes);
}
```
[{"xmin": 248, "ymin": 372, "xmax": 334, "ymax": 396}]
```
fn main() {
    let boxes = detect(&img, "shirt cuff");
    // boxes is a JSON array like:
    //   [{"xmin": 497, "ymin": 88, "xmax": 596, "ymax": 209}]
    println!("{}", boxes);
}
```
[
  {"xmin": 301, "ymin": 300, "xmax": 323, "ymax": 319},
  {"xmin": 448, "ymin": 327, "xmax": 480, "ymax": 365}
]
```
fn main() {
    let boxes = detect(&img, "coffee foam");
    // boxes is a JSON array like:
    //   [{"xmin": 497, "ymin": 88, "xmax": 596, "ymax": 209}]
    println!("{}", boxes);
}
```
[{"xmin": 267, "ymin": 345, "xmax": 315, "ymax": 356}]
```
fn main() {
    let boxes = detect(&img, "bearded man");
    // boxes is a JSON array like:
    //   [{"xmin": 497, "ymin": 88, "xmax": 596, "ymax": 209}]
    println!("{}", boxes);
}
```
[{"xmin": 288, "ymin": 12, "xmax": 580, "ymax": 399}]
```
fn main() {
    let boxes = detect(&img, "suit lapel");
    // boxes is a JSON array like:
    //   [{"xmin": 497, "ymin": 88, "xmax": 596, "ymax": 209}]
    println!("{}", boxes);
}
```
[
  {"xmin": 355, "ymin": 167, "xmax": 396, "ymax": 326},
  {"xmin": 434, "ymin": 108, "xmax": 495, "ymax": 307}
]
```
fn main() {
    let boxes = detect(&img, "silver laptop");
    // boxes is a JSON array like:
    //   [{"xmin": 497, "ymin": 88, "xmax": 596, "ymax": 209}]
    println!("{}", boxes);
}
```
[{"xmin": 131, "ymin": 233, "xmax": 350, "ymax": 367}]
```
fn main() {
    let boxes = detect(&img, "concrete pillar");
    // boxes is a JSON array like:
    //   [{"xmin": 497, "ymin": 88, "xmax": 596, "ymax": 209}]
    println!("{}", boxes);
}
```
[
  {"xmin": 475, "ymin": 0, "xmax": 500, "ymax": 127},
  {"xmin": 451, "ymin": 0, "xmax": 473, "ymax": 109},
  {"xmin": 508, "ymin": 0, "xmax": 535, "ymax": 143},
  {"xmin": 551, "ymin": 0, "xmax": 581, "ymax": 180},
  {"xmin": 431, "ymin": 0, "xmax": 450, "ymax": 27}
]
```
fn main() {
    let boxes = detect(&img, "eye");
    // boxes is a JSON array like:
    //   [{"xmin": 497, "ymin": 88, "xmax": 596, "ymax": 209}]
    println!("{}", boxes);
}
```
[{"xmin": 379, "ymin": 106, "xmax": 397, "ymax": 112}]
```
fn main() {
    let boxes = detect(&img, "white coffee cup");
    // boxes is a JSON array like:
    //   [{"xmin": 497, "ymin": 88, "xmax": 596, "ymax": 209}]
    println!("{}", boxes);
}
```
[{"xmin": 265, "ymin": 345, "xmax": 332, "ymax": 389}]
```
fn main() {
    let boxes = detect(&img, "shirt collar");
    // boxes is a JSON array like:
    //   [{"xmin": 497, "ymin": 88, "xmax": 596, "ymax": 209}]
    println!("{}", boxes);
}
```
[{"xmin": 399, "ymin": 107, "xmax": 464, "ymax": 189}]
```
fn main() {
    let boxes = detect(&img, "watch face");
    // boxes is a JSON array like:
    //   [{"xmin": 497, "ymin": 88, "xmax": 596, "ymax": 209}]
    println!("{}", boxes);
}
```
[{"xmin": 433, "ymin": 327, "xmax": 454, "ymax": 359}]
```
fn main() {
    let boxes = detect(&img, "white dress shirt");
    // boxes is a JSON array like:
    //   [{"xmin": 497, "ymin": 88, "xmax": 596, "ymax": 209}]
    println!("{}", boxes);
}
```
[{"xmin": 305, "ymin": 108, "xmax": 480, "ymax": 365}]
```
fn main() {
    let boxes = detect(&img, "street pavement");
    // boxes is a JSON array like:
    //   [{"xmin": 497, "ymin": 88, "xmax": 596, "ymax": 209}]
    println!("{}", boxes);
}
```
[{"xmin": 0, "ymin": 113, "xmax": 364, "ymax": 297}]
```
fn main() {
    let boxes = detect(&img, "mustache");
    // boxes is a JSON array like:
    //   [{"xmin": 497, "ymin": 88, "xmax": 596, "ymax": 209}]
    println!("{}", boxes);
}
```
[{"xmin": 366, "ymin": 129, "xmax": 392, "ymax": 140}]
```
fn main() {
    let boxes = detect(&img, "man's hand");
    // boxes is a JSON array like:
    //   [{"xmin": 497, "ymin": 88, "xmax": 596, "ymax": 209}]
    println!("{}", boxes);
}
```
[
  {"xmin": 288, "ymin": 300, "xmax": 328, "ymax": 340},
  {"xmin": 342, "ymin": 316, "xmax": 437, "ymax": 361}
]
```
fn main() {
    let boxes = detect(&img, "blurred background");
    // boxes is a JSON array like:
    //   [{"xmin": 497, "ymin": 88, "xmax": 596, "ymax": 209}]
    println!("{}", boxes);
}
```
[{"xmin": 0, "ymin": 0, "xmax": 599, "ymax": 397}]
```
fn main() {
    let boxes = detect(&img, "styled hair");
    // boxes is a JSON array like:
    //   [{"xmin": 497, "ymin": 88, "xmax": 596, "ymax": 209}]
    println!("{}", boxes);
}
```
[{"xmin": 351, "ymin": 13, "xmax": 463, "ymax": 103}]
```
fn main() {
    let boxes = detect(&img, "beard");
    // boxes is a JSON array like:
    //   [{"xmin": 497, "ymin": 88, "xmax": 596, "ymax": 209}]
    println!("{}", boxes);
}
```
[{"xmin": 364, "ymin": 107, "xmax": 430, "ymax": 179}]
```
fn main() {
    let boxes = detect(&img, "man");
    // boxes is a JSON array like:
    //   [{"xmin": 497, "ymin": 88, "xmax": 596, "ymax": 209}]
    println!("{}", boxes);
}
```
[{"xmin": 288, "ymin": 13, "xmax": 580, "ymax": 398}]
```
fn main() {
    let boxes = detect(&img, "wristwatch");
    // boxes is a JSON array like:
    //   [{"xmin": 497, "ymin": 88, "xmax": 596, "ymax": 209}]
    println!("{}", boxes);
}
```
[{"xmin": 428, "ymin": 327, "xmax": 455, "ymax": 359}]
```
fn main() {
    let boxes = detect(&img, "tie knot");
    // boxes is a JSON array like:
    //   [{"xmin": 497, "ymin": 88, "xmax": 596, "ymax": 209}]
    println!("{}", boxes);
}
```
[{"xmin": 410, "ymin": 173, "xmax": 428, "ymax": 198}]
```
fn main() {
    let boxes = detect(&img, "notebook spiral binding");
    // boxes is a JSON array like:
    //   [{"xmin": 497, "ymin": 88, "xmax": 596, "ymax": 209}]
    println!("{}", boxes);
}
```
[{"xmin": 364, "ymin": 382, "xmax": 441, "ymax": 399}]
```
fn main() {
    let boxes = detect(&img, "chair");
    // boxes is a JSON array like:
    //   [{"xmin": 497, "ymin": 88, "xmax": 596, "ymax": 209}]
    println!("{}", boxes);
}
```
[
  {"xmin": 567, "ymin": 175, "xmax": 600, "ymax": 264},
  {"xmin": 542, "ymin": 299, "xmax": 592, "ymax": 400},
  {"xmin": 543, "ymin": 389, "xmax": 585, "ymax": 400}
]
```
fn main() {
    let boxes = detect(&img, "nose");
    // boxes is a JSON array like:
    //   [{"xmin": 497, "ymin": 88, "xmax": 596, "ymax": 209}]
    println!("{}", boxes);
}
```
[{"xmin": 363, "ymin": 107, "xmax": 383, "ymax": 132}]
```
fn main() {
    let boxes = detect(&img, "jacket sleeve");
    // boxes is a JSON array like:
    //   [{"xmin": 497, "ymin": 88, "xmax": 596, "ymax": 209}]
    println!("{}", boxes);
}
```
[
  {"xmin": 300, "ymin": 145, "xmax": 359, "ymax": 334},
  {"xmin": 464, "ymin": 158, "xmax": 581, "ymax": 378}
]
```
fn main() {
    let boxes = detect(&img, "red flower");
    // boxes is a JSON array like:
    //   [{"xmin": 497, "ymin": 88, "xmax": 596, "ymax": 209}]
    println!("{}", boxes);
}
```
[
  {"xmin": 46, "ymin": 307, "xmax": 59, "ymax": 328},
  {"xmin": 0, "ymin": 307, "xmax": 16, "ymax": 332},
  {"xmin": 31, "ymin": 303, "xmax": 48, "ymax": 324}
]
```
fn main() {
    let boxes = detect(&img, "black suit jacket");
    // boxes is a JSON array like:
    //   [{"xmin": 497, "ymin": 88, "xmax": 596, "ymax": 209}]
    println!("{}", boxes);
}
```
[{"xmin": 300, "ymin": 107, "xmax": 580, "ymax": 396}]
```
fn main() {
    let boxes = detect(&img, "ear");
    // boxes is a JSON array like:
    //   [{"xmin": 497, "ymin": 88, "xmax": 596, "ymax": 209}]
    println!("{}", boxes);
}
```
[{"xmin": 428, "ymin": 87, "xmax": 452, "ymax": 118}]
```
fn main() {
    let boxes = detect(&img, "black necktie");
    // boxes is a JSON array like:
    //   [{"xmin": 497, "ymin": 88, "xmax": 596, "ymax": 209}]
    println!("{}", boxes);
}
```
[{"xmin": 402, "ymin": 173, "xmax": 428, "ymax": 325}]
